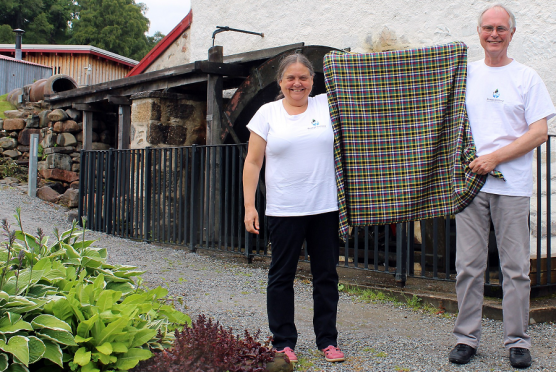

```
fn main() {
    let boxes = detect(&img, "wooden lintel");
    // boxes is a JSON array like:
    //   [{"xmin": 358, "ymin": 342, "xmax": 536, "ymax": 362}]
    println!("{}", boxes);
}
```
[
  {"xmin": 108, "ymin": 96, "xmax": 131, "ymax": 105},
  {"xmin": 72, "ymin": 103, "xmax": 104, "ymax": 112},
  {"xmin": 194, "ymin": 61, "xmax": 249, "ymax": 77}
]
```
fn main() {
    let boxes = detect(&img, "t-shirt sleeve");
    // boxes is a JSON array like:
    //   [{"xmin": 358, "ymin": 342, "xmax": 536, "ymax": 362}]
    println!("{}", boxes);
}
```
[
  {"xmin": 314, "ymin": 93, "xmax": 331, "ymax": 115},
  {"xmin": 246, "ymin": 105, "xmax": 270, "ymax": 141},
  {"xmin": 525, "ymin": 73, "xmax": 556, "ymax": 125}
]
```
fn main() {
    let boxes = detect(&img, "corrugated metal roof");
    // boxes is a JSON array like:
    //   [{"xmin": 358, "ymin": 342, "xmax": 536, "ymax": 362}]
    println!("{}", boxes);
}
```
[
  {"xmin": 0, "ymin": 53, "xmax": 51, "ymax": 68},
  {"xmin": 0, "ymin": 44, "xmax": 139, "ymax": 66}
]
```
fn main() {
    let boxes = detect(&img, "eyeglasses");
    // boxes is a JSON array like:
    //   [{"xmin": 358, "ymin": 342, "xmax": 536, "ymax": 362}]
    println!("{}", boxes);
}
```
[{"xmin": 480, "ymin": 26, "xmax": 510, "ymax": 34}]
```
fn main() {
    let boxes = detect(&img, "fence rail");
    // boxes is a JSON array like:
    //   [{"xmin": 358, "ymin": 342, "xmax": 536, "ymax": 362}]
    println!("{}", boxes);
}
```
[{"xmin": 78, "ymin": 136, "xmax": 556, "ymax": 298}]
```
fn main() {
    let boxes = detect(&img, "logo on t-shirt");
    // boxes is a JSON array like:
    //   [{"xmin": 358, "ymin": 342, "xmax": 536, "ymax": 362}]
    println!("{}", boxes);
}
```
[
  {"xmin": 487, "ymin": 88, "xmax": 503, "ymax": 103},
  {"xmin": 307, "ymin": 118, "xmax": 325, "ymax": 130}
]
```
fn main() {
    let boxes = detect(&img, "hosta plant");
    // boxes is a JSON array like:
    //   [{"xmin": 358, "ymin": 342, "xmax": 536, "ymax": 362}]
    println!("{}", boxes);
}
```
[{"xmin": 0, "ymin": 210, "xmax": 190, "ymax": 372}]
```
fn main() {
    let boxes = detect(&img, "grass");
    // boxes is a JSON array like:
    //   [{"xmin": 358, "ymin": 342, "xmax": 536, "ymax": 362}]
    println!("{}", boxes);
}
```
[
  {"xmin": 339, "ymin": 284, "xmax": 454, "ymax": 318},
  {"xmin": 0, "ymin": 93, "xmax": 16, "ymax": 119}
]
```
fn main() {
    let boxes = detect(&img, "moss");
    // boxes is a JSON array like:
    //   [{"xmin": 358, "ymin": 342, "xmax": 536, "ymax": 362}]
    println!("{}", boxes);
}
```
[{"xmin": 0, "ymin": 93, "xmax": 17, "ymax": 119}]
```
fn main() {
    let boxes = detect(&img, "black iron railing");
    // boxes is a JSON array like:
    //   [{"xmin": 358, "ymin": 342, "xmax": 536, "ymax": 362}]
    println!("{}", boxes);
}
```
[{"xmin": 78, "ymin": 136, "xmax": 555, "ymax": 298}]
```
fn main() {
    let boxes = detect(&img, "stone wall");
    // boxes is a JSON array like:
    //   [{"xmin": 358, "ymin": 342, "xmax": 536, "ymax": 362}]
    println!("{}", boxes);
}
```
[{"xmin": 130, "ymin": 92, "xmax": 206, "ymax": 148}]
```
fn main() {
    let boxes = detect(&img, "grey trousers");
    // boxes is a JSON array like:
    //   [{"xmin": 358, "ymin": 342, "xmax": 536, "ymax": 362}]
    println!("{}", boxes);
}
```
[{"xmin": 453, "ymin": 192, "xmax": 531, "ymax": 349}]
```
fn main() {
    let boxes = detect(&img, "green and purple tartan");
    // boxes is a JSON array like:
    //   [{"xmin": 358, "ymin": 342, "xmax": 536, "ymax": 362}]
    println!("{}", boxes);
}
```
[{"xmin": 324, "ymin": 42, "xmax": 500, "ymax": 237}]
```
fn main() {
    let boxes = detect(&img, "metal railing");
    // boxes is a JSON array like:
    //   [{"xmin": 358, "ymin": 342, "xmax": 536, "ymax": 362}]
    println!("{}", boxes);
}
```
[{"xmin": 78, "ymin": 136, "xmax": 555, "ymax": 298}]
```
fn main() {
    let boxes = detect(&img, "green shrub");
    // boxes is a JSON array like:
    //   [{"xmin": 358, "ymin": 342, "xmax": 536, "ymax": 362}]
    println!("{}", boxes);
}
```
[{"xmin": 0, "ymin": 210, "xmax": 190, "ymax": 372}]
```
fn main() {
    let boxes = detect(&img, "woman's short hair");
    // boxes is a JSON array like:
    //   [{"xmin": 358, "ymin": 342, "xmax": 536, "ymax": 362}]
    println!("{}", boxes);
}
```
[{"xmin": 275, "ymin": 53, "xmax": 315, "ymax": 99}]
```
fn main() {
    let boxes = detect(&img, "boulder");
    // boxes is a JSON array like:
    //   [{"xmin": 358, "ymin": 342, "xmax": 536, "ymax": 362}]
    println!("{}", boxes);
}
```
[
  {"xmin": 3, "ymin": 118, "xmax": 25, "ymax": 131},
  {"xmin": 9, "ymin": 132, "xmax": 18, "ymax": 138},
  {"xmin": 66, "ymin": 209, "xmax": 79, "ymax": 223},
  {"xmin": 52, "ymin": 121, "xmax": 64, "ymax": 132},
  {"xmin": 44, "ymin": 146, "xmax": 74, "ymax": 155},
  {"xmin": 17, "ymin": 145, "xmax": 30, "ymax": 153},
  {"xmin": 59, "ymin": 188, "xmax": 79, "ymax": 208},
  {"xmin": 70, "ymin": 181, "xmax": 79, "ymax": 189},
  {"xmin": 48, "ymin": 109, "xmax": 69, "ymax": 122},
  {"xmin": 38, "ymin": 110, "xmax": 52, "ymax": 128},
  {"xmin": 38, "ymin": 180, "xmax": 65, "ymax": 194},
  {"xmin": 0, "ymin": 137, "xmax": 17, "ymax": 149},
  {"xmin": 2, "ymin": 149, "xmax": 20, "ymax": 158},
  {"xmin": 3, "ymin": 110, "xmax": 28, "ymax": 119},
  {"xmin": 0, "ymin": 148, "xmax": 3, "ymax": 155},
  {"xmin": 39, "ymin": 169, "xmax": 79, "ymax": 183},
  {"xmin": 266, "ymin": 353, "xmax": 293, "ymax": 372},
  {"xmin": 71, "ymin": 163, "xmax": 80, "ymax": 172},
  {"xmin": 65, "ymin": 109, "xmax": 82, "ymax": 121},
  {"xmin": 18, "ymin": 128, "xmax": 42, "ymax": 146},
  {"xmin": 37, "ymin": 161, "xmax": 47, "ymax": 171},
  {"xmin": 100, "ymin": 130, "xmax": 112, "ymax": 144},
  {"xmin": 25, "ymin": 115, "xmax": 40, "ymax": 129},
  {"xmin": 40, "ymin": 133, "xmax": 57, "ymax": 148},
  {"xmin": 56, "ymin": 133, "xmax": 77, "ymax": 147},
  {"xmin": 62, "ymin": 120, "xmax": 80, "ymax": 133},
  {"xmin": 46, "ymin": 153, "xmax": 72, "ymax": 171},
  {"xmin": 0, "ymin": 118, "xmax": 3, "ymax": 130},
  {"xmin": 36, "ymin": 186, "xmax": 61, "ymax": 203},
  {"xmin": 91, "ymin": 142, "xmax": 110, "ymax": 150}
]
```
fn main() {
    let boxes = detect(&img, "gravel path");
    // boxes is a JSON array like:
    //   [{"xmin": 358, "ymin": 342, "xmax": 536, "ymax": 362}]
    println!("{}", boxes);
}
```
[{"xmin": 1, "ymin": 182, "xmax": 555, "ymax": 372}]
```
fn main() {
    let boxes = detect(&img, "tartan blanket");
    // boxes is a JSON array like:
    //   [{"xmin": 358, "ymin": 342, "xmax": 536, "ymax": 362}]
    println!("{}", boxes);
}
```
[{"xmin": 324, "ymin": 42, "xmax": 502, "ymax": 236}]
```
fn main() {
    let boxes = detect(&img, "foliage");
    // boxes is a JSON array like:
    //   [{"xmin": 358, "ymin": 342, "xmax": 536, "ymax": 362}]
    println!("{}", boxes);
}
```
[
  {"xmin": 0, "ymin": 210, "xmax": 190, "ymax": 371},
  {"xmin": 0, "ymin": 0, "xmax": 165, "ymax": 60},
  {"xmin": 0, "ymin": 158, "xmax": 28, "ymax": 183},
  {"xmin": 132, "ymin": 314, "xmax": 276, "ymax": 372}
]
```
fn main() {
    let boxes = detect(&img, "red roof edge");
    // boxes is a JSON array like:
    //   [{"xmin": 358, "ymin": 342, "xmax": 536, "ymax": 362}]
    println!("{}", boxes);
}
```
[{"xmin": 127, "ymin": 10, "xmax": 193, "ymax": 77}]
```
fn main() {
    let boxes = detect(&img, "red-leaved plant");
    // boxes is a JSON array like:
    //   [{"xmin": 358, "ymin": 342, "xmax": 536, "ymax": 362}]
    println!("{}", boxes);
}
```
[{"xmin": 131, "ymin": 314, "xmax": 276, "ymax": 372}]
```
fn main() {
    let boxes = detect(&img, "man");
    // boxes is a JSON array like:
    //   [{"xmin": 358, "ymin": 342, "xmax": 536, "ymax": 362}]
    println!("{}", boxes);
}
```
[{"xmin": 448, "ymin": 4, "xmax": 556, "ymax": 369}]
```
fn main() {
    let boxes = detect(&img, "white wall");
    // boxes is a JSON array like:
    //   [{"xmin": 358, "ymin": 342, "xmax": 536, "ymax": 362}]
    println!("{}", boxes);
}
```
[{"xmin": 189, "ymin": 0, "xmax": 556, "ymax": 131}]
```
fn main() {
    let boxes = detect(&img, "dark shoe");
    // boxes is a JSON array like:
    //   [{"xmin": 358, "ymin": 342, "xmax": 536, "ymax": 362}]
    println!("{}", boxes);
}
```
[
  {"xmin": 449, "ymin": 344, "xmax": 476, "ymax": 364},
  {"xmin": 510, "ymin": 348, "xmax": 531, "ymax": 369}
]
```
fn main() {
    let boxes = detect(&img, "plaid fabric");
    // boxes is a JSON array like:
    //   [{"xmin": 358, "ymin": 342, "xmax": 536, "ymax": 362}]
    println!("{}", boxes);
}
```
[{"xmin": 324, "ymin": 42, "xmax": 504, "ymax": 236}]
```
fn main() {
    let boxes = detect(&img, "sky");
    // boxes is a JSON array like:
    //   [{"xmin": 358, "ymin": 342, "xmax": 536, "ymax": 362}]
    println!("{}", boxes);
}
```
[{"xmin": 140, "ymin": 0, "xmax": 192, "ymax": 36}]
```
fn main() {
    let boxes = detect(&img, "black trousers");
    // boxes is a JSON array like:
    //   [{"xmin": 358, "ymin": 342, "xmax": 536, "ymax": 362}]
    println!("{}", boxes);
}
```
[{"xmin": 267, "ymin": 211, "xmax": 340, "ymax": 350}]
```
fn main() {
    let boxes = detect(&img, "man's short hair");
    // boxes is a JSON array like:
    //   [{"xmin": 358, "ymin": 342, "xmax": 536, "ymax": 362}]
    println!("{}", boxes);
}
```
[{"xmin": 478, "ymin": 4, "xmax": 516, "ymax": 30}]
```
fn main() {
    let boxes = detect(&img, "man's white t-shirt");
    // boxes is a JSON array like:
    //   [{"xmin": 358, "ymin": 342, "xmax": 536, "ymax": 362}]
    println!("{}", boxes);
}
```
[
  {"xmin": 466, "ymin": 59, "xmax": 556, "ymax": 197},
  {"xmin": 246, "ymin": 93, "xmax": 338, "ymax": 216}
]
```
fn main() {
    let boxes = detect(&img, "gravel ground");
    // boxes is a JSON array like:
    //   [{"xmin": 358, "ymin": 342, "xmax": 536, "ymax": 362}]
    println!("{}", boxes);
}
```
[{"xmin": 1, "ymin": 182, "xmax": 556, "ymax": 372}]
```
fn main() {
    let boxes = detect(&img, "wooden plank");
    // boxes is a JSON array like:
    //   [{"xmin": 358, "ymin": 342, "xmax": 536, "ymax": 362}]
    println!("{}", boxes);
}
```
[
  {"xmin": 223, "ymin": 43, "xmax": 305, "ymax": 63},
  {"xmin": 82, "ymin": 111, "xmax": 93, "ymax": 150},
  {"xmin": 72, "ymin": 103, "xmax": 105, "ymax": 112},
  {"xmin": 117, "ymin": 105, "xmax": 131, "ymax": 149}
]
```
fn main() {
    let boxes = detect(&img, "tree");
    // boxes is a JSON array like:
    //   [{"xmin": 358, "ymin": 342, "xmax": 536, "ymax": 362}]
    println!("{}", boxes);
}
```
[{"xmin": 69, "ymin": 0, "xmax": 153, "ymax": 61}]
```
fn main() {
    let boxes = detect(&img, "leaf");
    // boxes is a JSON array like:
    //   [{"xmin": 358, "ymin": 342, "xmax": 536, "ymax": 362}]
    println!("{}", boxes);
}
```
[
  {"xmin": 36, "ymin": 329, "xmax": 77, "ymax": 346},
  {"xmin": 110, "ymin": 342, "xmax": 128, "ymax": 353},
  {"xmin": 61, "ymin": 243, "xmax": 80, "ymax": 259},
  {"xmin": 73, "ymin": 347, "xmax": 91, "ymax": 366},
  {"xmin": 81, "ymin": 361, "xmax": 100, "ymax": 372},
  {"xmin": 130, "ymin": 329, "xmax": 157, "ymax": 348},
  {"xmin": 42, "ymin": 340, "xmax": 63, "ymax": 367},
  {"xmin": 72, "ymin": 240, "xmax": 97, "ymax": 250},
  {"xmin": 0, "ymin": 336, "xmax": 29, "ymax": 366},
  {"xmin": 95, "ymin": 317, "xmax": 128, "ymax": 345},
  {"xmin": 95, "ymin": 342, "xmax": 113, "ymax": 355},
  {"xmin": 74, "ymin": 335, "xmax": 93, "ymax": 343},
  {"xmin": 91, "ymin": 352, "xmax": 111, "ymax": 364},
  {"xmin": 96, "ymin": 290, "xmax": 119, "ymax": 313},
  {"xmin": 0, "ymin": 353, "xmax": 8, "ymax": 372},
  {"xmin": 4, "ymin": 363, "xmax": 29, "ymax": 372},
  {"xmin": 76, "ymin": 314, "xmax": 99, "ymax": 338},
  {"xmin": 0, "ymin": 318, "xmax": 33, "ymax": 334},
  {"xmin": 105, "ymin": 282, "xmax": 134, "ymax": 295},
  {"xmin": 27, "ymin": 336, "xmax": 45, "ymax": 364},
  {"xmin": 31, "ymin": 315, "xmax": 72, "ymax": 332},
  {"xmin": 113, "ymin": 348, "xmax": 152, "ymax": 370},
  {"xmin": 0, "ymin": 292, "xmax": 8, "ymax": 302}
]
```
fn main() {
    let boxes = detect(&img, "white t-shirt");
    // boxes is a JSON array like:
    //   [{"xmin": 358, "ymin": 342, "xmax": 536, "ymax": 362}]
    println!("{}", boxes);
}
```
[
  {"xmin": 246, "ymin": 93, "xmax": 338, "ymax": 216},
  {"xmin": 466, "ymin": 59, "xmax": 556, "ymax": 197}
]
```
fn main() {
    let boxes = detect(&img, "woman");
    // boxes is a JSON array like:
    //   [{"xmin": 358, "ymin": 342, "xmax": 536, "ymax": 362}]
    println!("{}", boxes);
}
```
[{"xmin": 243, "ymin": 53, "xmax": 344, "ymax": 364}]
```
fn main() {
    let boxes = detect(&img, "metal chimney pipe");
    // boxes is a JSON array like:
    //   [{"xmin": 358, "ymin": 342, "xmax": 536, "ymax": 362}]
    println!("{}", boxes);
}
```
[{"xmin": 13, "ymin": 29, "xmax": 25, "ymax": 60}]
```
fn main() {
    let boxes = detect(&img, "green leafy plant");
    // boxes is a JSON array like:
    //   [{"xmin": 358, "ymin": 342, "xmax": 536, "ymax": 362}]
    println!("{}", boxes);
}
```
[
  {"xmin": 0, "ymin": 210, "xmax": 190, "ymax": 371},
  {"xmin": 0, "ymin": 158, "xmax": 28, "ymax": 182}
]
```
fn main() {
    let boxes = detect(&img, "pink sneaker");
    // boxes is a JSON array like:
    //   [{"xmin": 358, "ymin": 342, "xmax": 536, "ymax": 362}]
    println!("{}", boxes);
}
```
[
  {"xmin": 321, "ymin": 345, "xmax": 345, "ymax": 362},
  {"xmin": 276, "ymin": 347, "xmax": 298, "ymax": 363}
]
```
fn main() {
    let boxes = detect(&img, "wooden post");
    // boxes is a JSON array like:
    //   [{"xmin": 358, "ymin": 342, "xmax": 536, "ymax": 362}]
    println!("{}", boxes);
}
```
[
  {"xmin": 83, "ymin": 111, "xmax": 93, "ymax": 151},
  {"xmin": 206, "ymin": 46, "xmax": 223, "ymax": 246},
  {"xmin": 118, "ymin": 105, "xmax": 131, "ymax": 149},
  {"xmin": 206, "ymin": 46, "xmax": 223, "ymax": 146}
]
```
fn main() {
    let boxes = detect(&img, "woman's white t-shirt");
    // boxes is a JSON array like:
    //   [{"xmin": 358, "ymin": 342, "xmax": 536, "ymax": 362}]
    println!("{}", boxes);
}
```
[
  {"xmin": 466, "ymin": 59, "xmax": 556, "ymax": 197},
  {"xmin": 246, "ymin": 93, "xmax": 338, "ymax": 216}
]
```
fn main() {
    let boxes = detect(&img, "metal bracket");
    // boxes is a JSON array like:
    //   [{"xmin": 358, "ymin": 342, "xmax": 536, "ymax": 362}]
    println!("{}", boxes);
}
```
[{"xmin": 212, "ymin": 26, "xmax": 264, "ymax": 46}]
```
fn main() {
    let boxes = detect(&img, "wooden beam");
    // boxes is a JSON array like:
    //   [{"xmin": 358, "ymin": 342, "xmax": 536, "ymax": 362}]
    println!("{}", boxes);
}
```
[
  {"xmin": 108, "ymin": 96, "xmax": 131, "ymax": 105},
  {"xmin": 194, "ymin": 61, "xmax": 248, "ymax": 77},
  {"xmin": 72, "ymin": 103, "xmax": 105, "ymax": 112},
  {"xmin": 117, "ymin": 105, "xmax": 131, "ymax": 149},
  {"xmin": 206, "ymin": 46, "xmax": 223, "ymax": 146}
]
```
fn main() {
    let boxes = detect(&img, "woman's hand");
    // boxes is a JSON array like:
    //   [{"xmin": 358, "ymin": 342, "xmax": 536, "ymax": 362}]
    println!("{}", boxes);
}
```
[{"xmin": 244, "ymin": 206, "xmax": 260, "ymax": 234}]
